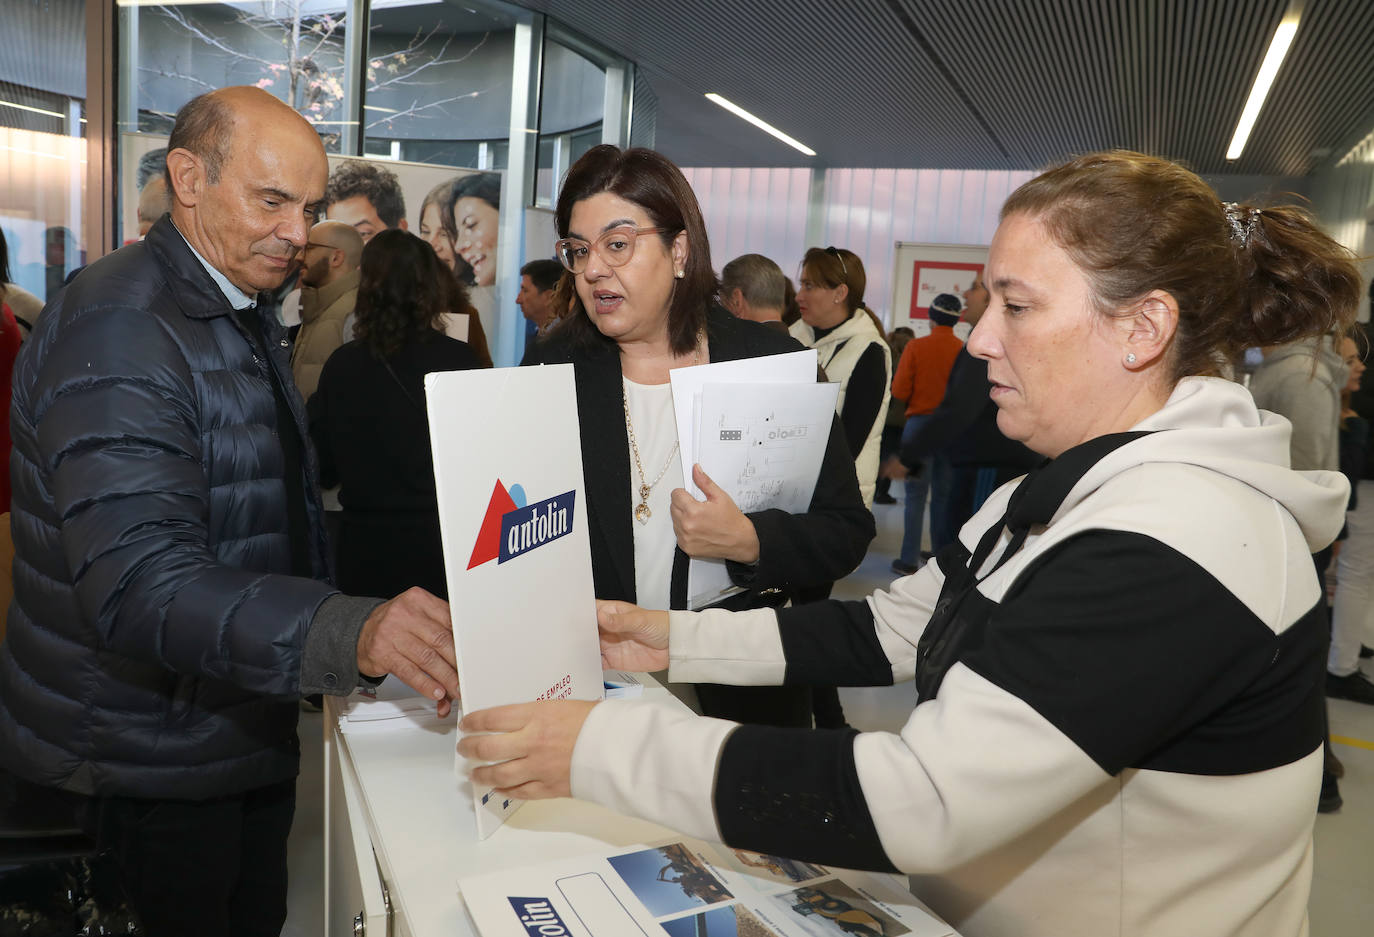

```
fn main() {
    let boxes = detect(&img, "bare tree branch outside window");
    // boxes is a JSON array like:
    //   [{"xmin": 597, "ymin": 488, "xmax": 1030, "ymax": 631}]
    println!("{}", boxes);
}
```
[{"xmin": 138, "ymin": 2, "xmax": 490, "ymax": 147}]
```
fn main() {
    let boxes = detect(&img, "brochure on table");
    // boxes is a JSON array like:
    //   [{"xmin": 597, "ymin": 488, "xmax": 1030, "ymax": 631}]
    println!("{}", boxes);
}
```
[
  {"xmin": 666, "ymin": 350, "xmax": 833, "ymax": 609},
  {"xmin": 461, "ymin": 837, "xmax": 956, "ymax": 937},
  {"xmin": 427, "ymin": 364, "xmax": 603, "ymax": 839}
]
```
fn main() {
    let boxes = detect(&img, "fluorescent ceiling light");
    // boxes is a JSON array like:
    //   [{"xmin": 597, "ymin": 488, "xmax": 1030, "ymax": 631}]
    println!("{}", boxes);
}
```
[
  {"xmin": 363, "ymin": 105, "xmax": 398, "ymax": 114},
  {"xmin": 704, "ymin": 93, "xmax": 815, "ymax": 157},
  {"xmin": 1226, "ymin": 16, "xmax": 1300, "ymax": 161},
  {"xmin": 0, "ymin": 99, "xmax": 66, "ymax": 120}
]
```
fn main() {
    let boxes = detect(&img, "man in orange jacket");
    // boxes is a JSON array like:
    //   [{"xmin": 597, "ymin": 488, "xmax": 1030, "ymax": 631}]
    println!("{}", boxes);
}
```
[{"xmin": 889, "ymin": 293, "xmax": 964, "ymax": 574}]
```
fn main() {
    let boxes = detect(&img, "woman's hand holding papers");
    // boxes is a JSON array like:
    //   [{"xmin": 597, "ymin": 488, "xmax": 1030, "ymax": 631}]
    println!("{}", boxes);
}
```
[
  {"xmin": 670, "ymin": 464, "xmax": 761, "ymax": 564},
  {"xmin": 458, "ymin": 699, "xmax": 598, "ymax": 799},
  {"xmin": 596, "ymin": 600, "xmax": 670, "ymax": 671}
]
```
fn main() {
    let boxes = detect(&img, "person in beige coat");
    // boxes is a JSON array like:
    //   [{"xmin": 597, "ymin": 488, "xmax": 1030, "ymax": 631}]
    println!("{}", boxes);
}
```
[{"xmin": 292, "ymin": 220, "xmax": 362, "ymax": 399}]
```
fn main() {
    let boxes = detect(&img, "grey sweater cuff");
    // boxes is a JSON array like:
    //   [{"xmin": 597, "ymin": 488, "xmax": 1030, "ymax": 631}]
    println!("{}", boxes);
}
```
[{"xmin": 301, "ymin": 593, "xmax": 387, "ymax": 696}]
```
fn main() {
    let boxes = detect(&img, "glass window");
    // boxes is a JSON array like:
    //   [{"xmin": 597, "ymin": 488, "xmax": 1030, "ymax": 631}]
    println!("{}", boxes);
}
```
[
  {"xmin": 361, "ymin": 1, "xmax": 520, "ymax": 169},
  {"xmin": 120, "ymin": 2, "xmax": 352, "ymax": 141},
  {"xmin": 0, "ymin": 0, "xmax": 88, "ymax": 303},
  {"xmin": 533, "ymin": 36, "xmax": 607, "ymax": 207},
  {"xmin": 116, "ymin": 1, "xmax": 356, "ymax": 243}
]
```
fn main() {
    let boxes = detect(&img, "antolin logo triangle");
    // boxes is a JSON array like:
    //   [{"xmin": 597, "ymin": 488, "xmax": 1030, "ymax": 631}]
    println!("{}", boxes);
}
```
[{"xmin": 468, "ymin": 480, "xmax": 576, "ymax": 569}]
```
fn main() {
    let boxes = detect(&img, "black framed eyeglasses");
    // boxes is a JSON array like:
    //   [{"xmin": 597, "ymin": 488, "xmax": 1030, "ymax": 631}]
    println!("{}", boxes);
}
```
[{"xmin": 555, "ymin": 225, "xmax": 667, "ymax": 274}]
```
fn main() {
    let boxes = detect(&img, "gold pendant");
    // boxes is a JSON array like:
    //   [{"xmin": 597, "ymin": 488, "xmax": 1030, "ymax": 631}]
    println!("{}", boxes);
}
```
[{"xmin": 634, "ymin": 501, "xmax": 651, "ymax": 524}]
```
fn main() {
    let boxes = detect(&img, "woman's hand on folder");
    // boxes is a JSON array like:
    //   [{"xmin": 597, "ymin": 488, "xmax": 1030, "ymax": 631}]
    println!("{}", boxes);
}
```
[
  {"xmin": 670, "ymin": 464, "xmax": 760, "ymax": 564},
  {"xmin": 596, "ymin": 600, "xmax": 669, "ymax": 671},
  {"xmin": 458, "ymin": 699, "xmax": 598, "ymax": 799}
]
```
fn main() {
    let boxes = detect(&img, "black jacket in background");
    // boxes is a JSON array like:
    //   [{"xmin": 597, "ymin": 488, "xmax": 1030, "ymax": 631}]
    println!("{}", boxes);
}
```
[
  {"xmin": 901, "ymin": 348, "xmax": 1038, "ymax": 474},
  {"xmin": 309, "ymin": 331, "xmax": 480, "ymax": 599}
]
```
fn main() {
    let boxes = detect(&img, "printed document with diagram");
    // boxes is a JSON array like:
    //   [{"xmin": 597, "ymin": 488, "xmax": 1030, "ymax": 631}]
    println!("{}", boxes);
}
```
[
  {"xmin": 460, "ymin": 837, "xmax": 957, "ymax": 937},
  {"xmin": 667, "ymin": 350, "xmax": 836, "ymax": 608},
  {"xmin": 427, "ymin": 364, "xmax": 603, "ymax": 839}
]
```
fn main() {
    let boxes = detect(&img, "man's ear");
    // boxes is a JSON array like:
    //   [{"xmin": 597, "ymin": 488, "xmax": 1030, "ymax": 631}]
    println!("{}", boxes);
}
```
[
  {"xmin": 1121, "ymin": 289, "xmax": 1179, "ymax": 370},
  {"xmin": 330, "ymin": 247, "xmax": 345, "ymax": 270},
  {"xmin": 165, "ymin": 148, "xmax": 205, "ymax": 208}
]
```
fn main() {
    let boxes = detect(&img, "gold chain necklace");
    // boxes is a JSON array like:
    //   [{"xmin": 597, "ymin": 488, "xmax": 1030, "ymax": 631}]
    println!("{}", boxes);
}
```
[
  {"xmin": 623, "ymin": 388, "xmax": 679, "ymax": 525},
  {"xmin": 622, "ymin": 333, "xmax": 705, "ymax": 525}
]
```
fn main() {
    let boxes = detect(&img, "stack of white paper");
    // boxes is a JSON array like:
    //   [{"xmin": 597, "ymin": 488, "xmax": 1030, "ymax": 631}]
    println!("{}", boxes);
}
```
[
  {"xmin": 667, "ymin": 350, "xmax": 840, "ymax": 609},
  {"xmin": 336, "ymin": 675, "xmax": 454, "ymax": 735}
]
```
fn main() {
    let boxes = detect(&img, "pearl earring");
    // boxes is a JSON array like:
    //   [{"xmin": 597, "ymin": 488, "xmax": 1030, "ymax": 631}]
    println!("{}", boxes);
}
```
[
  {"xmin": 1125, "ymin": 353, "xmax": 1137, "ymax": 365},
  {"xmin": 674, "ymin": 269, "xmax": 684, "ymax": 279}
]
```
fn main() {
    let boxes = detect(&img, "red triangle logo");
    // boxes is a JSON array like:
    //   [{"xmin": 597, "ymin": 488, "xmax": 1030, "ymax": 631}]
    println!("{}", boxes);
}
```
[{"xmin": 467, "ymin": 480, "xmax": 518, "ymax": 569}]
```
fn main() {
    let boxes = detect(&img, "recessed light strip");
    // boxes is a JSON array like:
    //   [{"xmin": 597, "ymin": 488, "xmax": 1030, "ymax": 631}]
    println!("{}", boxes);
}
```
[
  {"xmin": 0, "ymin": 99, "xmax": 66, "ymax": 120},
  {"xmin": 704, "ymin": 92, "xmax": 815, "ymax": 157},
  {"xmin": 1226, "ymin": 15, "xmax": 1300, "ymax": 161}
]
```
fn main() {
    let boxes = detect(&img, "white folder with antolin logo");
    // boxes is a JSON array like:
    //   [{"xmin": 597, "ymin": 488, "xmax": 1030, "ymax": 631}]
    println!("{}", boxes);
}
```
[{"xmin": 427, "ymin": 364, "xmax": 603, "ymax": 839}]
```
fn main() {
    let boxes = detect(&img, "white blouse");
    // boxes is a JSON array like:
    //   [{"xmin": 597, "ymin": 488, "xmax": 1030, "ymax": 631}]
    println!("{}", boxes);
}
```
[{"xmin": 623, "ymin": 377, "xmax": 684, "ymax": 610}]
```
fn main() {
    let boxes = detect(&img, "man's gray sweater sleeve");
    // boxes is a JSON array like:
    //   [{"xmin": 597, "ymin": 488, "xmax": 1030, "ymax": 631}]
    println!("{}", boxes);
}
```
[{"xmin": 300, "ymin": 593, "xmax": 387, "ymax": 695}]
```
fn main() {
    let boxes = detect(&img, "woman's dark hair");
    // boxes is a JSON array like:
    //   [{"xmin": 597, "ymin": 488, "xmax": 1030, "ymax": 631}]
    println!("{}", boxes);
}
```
[
  {"xmin": 353, "ymin": 228, "xmax": 468, "ymax": 359},
  {"xmin": 0, "ymin": 227, "xmax": 10, "ymax": 286},
  {"xmin": 1002, "ymin": 150, "xmax": 1362, "ymax": 380},
  {"xmin": 554, "ymin": 145, "xmax": 716, "ymax": 356}
]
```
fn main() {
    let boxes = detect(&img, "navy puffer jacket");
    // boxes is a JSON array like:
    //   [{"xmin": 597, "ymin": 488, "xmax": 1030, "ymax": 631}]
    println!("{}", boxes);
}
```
[{"xmin": 0, "ymin": 217, "xmax": 336, "ymax": 800}]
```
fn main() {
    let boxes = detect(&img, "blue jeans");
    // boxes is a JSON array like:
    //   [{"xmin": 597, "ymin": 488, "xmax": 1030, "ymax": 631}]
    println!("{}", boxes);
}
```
[
  {"xmin": 928, "ymin": 455, "xmax": 962, "ymax": 552},
  {"xmin": 899, "ymin": 414, "xmax": 931, "ymax": 564}
]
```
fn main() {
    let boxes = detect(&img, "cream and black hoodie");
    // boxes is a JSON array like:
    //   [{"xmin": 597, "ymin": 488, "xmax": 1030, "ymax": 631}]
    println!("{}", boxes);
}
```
[{"xmin": 570, "ymin": 376, "xmax": 1347, "ymax": 937}]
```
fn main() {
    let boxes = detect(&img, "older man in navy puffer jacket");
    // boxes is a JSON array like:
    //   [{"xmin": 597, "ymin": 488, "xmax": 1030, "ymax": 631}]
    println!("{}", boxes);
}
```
[{"xmin": 0, "ymin": 87, "xmax": 458, "ymax": 936}]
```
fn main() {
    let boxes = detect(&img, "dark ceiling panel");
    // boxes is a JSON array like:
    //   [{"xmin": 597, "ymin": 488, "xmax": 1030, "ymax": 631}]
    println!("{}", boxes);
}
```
[{"xmin": 519, "ymin": 0, "xmax": 1374, "ymax": 175}]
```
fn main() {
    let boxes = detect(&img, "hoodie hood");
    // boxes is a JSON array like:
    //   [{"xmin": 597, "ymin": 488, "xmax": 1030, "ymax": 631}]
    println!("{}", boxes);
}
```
[{"xmin": 1052, "ymin": 376, "xmax": 1348, "ymax": 552}]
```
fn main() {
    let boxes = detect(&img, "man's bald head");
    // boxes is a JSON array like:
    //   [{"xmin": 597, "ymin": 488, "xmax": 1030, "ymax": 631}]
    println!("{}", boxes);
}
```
[
  {"xmin": 308, "ymin": 220, "xmax": 363, "ymax": 271},
  {"xmin": 164, "ymin": 86, "xmax": 323, "ymax": 192},
  {"xmin": 300, "ymin": 219, "xmax": 365, "ymax": 287}
]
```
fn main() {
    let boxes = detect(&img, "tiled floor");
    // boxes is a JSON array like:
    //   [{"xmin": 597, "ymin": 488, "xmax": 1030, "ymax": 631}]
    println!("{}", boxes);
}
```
[{"xmin": 285, "ymin": 491, "xmax": 1374, "ymax": 936}]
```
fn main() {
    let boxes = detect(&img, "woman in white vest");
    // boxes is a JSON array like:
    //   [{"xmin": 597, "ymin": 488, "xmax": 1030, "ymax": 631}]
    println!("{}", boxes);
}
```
[{"xmin": 790, "ymin": 247, "xmax": 892, "ymax": 508}]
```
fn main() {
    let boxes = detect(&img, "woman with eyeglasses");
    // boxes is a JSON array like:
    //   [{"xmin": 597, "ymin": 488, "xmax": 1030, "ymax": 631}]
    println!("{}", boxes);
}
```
[
  {"xmin": 792, "ymin": 247, "xmax": 892, "ymax": 509},
  {"xmin": 522, "ymin": 145, "xmax": 874, "ymax": 728}
]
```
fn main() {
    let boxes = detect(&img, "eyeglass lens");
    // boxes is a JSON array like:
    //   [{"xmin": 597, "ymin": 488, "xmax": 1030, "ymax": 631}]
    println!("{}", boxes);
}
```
[{"xmin": 557, "ymin": 227, "xmax": 656, "ymax": 274}]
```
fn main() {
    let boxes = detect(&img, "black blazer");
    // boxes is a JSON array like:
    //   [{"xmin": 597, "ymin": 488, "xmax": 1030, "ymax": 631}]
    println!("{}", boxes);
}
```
[
  {"xmin": 525, "ymin": 306, "xmax": 874, "ymax": 610},
  {"xmin": 901, "ymin": 348, "xmax": 1038, "ymax": 473}
]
